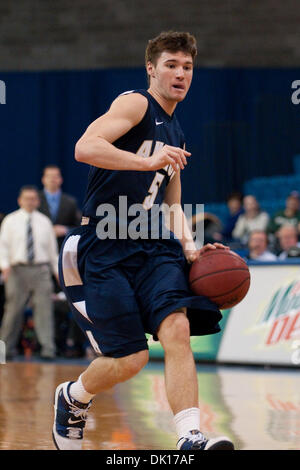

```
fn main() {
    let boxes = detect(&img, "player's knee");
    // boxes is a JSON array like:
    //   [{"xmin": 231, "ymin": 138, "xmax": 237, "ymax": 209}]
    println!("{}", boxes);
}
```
[
  {"xmin": 158, "ymin": 313, "xmax": 190, "ymax": 351},
  {"xmin": 118, "ymin": 349, "xmax": 149, "ymax": 380}
]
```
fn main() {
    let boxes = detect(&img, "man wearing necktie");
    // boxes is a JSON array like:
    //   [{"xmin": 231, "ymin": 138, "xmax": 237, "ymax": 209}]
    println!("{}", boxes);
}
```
[
  {"xmin": 39, "ymin": 166, "xmax": 85, "ymax": 357},
  {"xmin": 39, "ymin": 165, "xmax": 81, "ymax": 250},
  {"xmin": 0, "ymin": 186, "xmax": 58, "ymax": 360},
  {"xmin": 27, "ymin": 215, "xmax": 35, "ymax": 263}
]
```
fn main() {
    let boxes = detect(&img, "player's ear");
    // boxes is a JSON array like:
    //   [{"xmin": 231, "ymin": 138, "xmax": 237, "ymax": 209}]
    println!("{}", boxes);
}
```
[{"xmin": 146, "ymin": 61, "xmax": 155, "ymax": 78}]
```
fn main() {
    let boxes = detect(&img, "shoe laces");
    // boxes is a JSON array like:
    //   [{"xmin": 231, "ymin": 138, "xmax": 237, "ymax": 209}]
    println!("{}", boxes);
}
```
[
  {"xmin": 69, "ymin": 402, "xmax": 90, "ymax": 421},
  {"xmin": 188, "ymin": 431, "xmax": 206, "ymax": 444},
  {"xmin": 67, "ymin": 427, "xmax": 82, "ymax": 439},
  {"xmin": 177, "ymin": 430, "xmax": 207, "ymax": 449}
]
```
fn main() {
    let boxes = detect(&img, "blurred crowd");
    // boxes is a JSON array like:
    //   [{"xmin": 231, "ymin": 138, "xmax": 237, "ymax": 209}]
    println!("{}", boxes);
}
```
[
  {"xmin": 1, "ymin": 166, "xmax": 300, "ymax": 361},
  {"xmin": 203, "ymin": 190, "xmax": 300, "ymax": 261},
  {"xmin": 0, "ymin": 165, "xmax": 96, "ymax": 361}
]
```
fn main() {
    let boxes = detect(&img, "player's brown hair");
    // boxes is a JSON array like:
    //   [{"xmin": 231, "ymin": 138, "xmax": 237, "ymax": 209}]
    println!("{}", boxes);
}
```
[{"xmin": 145, "ymin": 31, "xmax": 197, "ymax": 69}]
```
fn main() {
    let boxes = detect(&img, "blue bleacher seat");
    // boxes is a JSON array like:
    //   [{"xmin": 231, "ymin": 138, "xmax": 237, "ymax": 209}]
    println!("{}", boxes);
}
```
[
  {"xmin": 260, "ymin": 199, "xmax": 285, "ymax": 216},
  {"xmin": 203, "ymin": 202, "xmax": 228, "ymax": 225},
  {"xmin": 244, "ymin": 175, "xmax": 300, "ymax": 201}
]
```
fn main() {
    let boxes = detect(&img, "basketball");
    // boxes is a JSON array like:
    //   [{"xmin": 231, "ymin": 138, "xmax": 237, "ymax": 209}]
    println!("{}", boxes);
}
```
[{"xmin": 189, "ymin": 249, "xmax": 250, "ymax": 309}]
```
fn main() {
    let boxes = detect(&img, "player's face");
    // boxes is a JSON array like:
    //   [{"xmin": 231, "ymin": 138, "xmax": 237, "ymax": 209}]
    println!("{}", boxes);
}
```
[{"xmin": 148, "ymin": 51, "xmax": 193, "ymax": 103}]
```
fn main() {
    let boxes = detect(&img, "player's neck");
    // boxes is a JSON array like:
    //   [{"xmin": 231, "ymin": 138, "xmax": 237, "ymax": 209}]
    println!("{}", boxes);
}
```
[{"xmin": 147, "ymin": 88, "xmax": 177, "ymax": 116}]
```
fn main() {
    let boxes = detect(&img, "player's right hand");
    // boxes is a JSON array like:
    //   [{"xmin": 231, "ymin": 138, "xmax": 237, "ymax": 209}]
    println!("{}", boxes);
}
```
[{"xmin": 146, "ymin": 145, "xmax": 191, "ymax": 172}]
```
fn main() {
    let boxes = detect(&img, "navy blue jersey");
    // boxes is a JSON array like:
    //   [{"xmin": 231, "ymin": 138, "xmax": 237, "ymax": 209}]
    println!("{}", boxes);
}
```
[
  {"xmin": 59, "ymin": 90, "xmax": 223, "ymax": 348},
  {"xmin": 82, "ymin": 90, "xmax": 185, "ymax": 238}
]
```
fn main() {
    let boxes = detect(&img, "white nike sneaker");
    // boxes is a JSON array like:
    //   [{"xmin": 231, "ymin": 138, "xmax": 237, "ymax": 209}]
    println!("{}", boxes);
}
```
[
  {"xmin": 52, "ymin": 381, "xmax": 92, "ymax": 450},
  {"xmin": 177, "ymin": 429, "xmax": 234, "ymax": 450}
]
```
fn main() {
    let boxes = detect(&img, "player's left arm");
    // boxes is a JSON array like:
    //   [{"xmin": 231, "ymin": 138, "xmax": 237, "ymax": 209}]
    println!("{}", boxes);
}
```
[{"xmin": 163, "ymin": 172, "xmax": 229, "ymax": 263}]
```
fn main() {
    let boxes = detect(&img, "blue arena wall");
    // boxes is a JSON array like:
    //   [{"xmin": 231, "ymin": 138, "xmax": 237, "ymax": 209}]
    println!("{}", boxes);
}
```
[{"xmin": 1, "ymin": 67, "xmax": 300, "ymax": 214}]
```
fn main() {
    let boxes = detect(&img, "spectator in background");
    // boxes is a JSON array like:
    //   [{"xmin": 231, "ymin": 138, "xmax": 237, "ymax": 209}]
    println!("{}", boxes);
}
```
[
  {"xmin": 232, "ymin": 195, "xmax": 270, "ymax": 246},
  {"xmin": 213, "ymin": 191, "xmax": 244, "ymax": 243},
  {"xmin": 190, "ymin": 212, "xmax": 223, "ymax": 246},
  {"xmin": 222, "ymin": 192, "xmax": 244, "ymax": 241},
  {"xmin": 0, "ymin": 186, "xmax": 58, "ymax": 359},
  {"xmin": 246, "ymin": 230, "xmax": 277, "ymax": 261},
  {"xmin": 39, "ymin": 165, "xmax": 81, "ymax": 250},
  {"xmin": 277, "ymin": 224, "xmax": 300, "ymax": 260},
  {"xmin": 267, "ymin": 191, "xmax": 300, "ymax": 235},
  {"xmin": 39, "ymin": 166, "xmax": 85, "ymax": 356}
]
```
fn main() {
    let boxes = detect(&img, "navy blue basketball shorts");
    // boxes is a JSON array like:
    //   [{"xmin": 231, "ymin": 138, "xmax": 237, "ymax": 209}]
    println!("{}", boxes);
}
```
[{"xmin": 58, "ymin": 226, "xmax": 222, "ymax": 358}]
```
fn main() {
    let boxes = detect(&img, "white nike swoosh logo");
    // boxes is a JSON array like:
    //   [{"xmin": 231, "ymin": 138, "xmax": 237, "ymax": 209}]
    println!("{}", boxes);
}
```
[
  {"xmin": 155, "ymin": 120, "xmax": 164, "ymax": 125},
  {"xmin": 68, "ymin": 417, "xmax": 82, "ymax": 424}
]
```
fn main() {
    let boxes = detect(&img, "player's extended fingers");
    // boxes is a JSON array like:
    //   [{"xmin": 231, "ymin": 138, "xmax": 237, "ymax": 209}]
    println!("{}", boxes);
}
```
[
  {"xmin": 166, "ymin": 148, "xmax": 187, "ymax": 169},
  {"xmin": 178, "ymin": 148, "xmax": 191, "ymax": 165},
  {"xmin": 213, "ymin": 243, "xmax": 230, "ymax": 250},
  {"xmin": 192, "ymin": 243, "xmax": 229, "ymax": 259},
  {"xmin": 171, "ymin": 147, "xmax": 191, "ymax": 160},
  {"xmin": 165, "ymin": 145, "xmax": 191, "ymax": 156},
  {"xmin": 199, "ymin": 243, "xmax": 217, "ymax": 254},
  {"xmin": 165, "ymin": 151, "xmax": 184, "ymax": 169},
  {"xmin": 164, "ymin": 155, "xmax": 180, "ymax": 172}
]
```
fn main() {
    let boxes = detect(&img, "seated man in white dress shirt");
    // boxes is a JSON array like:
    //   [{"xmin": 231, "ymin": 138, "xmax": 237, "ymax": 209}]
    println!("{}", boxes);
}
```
[
  {"xmin": 0, "ymin": 185, "xmax": 58, "ymax": 359},
  {"xmin": 247, "ymin": 230, "xmax": 277, "ymax": 261}
]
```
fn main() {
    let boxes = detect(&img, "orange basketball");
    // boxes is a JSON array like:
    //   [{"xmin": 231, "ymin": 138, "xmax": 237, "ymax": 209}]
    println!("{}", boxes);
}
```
[{"xmin": 189, "ymin": 249, "xmax": 250, "ymax": 309}]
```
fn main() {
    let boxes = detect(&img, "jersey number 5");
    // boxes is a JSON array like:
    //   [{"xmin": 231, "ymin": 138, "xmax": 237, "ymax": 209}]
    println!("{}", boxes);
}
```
[{"xmin": 143, "ymin": 172, "xmax": 165, "ymax": 210}]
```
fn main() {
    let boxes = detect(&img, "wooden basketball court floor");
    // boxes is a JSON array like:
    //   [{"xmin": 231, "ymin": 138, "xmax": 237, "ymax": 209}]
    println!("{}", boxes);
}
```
[{"xmin": 0, "ymin": 360, "xmax": 299, "ymax": 450}]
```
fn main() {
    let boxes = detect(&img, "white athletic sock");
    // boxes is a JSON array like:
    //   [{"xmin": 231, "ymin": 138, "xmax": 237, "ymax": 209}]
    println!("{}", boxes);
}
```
[
  {"xmin": 174, "ymin": 407, "xmax": 201, "ymax": 440},
  {"xmin": 69, "ymin": 374, "xmax": 95, "ymax": 404}
]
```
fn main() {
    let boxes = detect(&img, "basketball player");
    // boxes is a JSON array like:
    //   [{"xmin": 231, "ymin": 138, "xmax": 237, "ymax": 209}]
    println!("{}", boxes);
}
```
[{"xmin": 53, "ymin": 31, "xmax": 234, "ymax": 451}]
